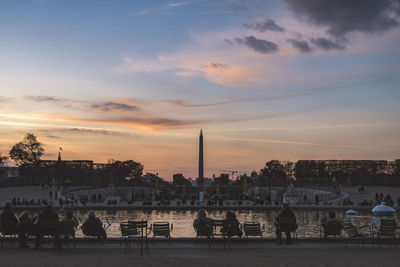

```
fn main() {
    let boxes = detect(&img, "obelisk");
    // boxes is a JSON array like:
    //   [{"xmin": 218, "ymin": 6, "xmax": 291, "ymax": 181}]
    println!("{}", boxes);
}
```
[{"xmin": 198, "ymin": 129, "xmax": 204, "ymax": 179}]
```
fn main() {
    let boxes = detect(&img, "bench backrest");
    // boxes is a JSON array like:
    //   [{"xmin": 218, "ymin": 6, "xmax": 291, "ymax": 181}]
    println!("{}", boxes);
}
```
[
  {"xmin": 379, "ymin": 219, "xmax": 396, "ymax": 237},
  {"xmin": 153, "ymin": 222, "xmax": 170, "ymax": 237},
  {"xmin": 342, "ymin": 221, "xmax": 359, "ymax": 238},
  {"xmin": 243, "ymin": 222, "xmax": 261, "ymax": 236}
]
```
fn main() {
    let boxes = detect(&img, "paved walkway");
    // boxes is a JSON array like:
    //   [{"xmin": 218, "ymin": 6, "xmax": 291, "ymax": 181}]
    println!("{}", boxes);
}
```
[{"xmin": 0, "ymin": 246, "xmax": 398, "ymax": 267}]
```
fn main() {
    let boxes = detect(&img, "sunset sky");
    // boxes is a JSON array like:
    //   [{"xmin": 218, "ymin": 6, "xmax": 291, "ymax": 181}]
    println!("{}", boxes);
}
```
[{"xmin": 1, "ymin": 0, "xmax": 399, "ymax": 179}]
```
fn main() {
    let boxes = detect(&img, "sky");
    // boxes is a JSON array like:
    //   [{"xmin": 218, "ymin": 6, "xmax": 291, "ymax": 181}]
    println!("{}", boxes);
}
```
[{"xmin": 0, "ymin": 0, "xmax": 399, "ymax": 180}]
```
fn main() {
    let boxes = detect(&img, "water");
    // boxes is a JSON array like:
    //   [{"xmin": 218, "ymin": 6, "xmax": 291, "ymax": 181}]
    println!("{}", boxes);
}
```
[{"xmin": 42, "ymin": 209, "xmax": 397, "ymax": 238}]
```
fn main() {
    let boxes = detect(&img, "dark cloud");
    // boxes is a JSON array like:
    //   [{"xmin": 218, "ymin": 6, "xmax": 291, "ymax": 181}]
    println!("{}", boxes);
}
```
[
  {"xmin": 24, "ymin": 95, "xmax": 139, "ymax": 112},
  {"xmin": 66, "ymin": 128, "xmax": 132, "ymax": 136},
  {"xmin": 207, "ymin": 62, "xmax": 228, "ymax": 69},
  {"xmin": 311, "ymin": 38, "xmax": 345, "ymax": 50},
  {"xmin": 24, "ymin": 96, "xmax": 65, "ymax": 102},
  {"xmin": 244, "ymin": 19, "xmax": 285, "ymax": 33},
  {"xmin": 235, "ymin": 36, "xmax": 278, "ymax": 54},
  {"xmin": 224, "ymin": 38, "xmax": 233, "ymax": 45},
  {"xmin": 45, "ymin": 134, "xmax": 60, "ymax": 139},
  {"xmin": 39, "ymin": 128, "xmax": 134, "ymax": 137},
  {"xmin": 90, "ymin": 102, "xmax": 139, "ymax": 112},
  {"xmin": 166, "ymin": 99, "xmax": 239, "ymax": 107},
  {"xmin": 284, "ymin": 0, "xmax": 400, "ymax": 38},
  {"xmin": 287, "ymin": 39, "xmax": 312, "ymax": 52}
]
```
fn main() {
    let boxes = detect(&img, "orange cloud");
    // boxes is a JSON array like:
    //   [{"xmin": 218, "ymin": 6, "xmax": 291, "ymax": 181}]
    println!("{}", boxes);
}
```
[{"xmin": 42, "ymin": 114, "xmax": 206, "ymax": 131}]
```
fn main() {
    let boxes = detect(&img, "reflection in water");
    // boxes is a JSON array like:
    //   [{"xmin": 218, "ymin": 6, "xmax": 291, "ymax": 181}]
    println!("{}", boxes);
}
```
[{"xmin": 17, "ymin": 209, "xmax": 399, "ymax": 238}]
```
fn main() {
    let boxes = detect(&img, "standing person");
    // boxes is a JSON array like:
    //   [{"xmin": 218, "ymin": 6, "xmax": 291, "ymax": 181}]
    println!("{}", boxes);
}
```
[
  {"xmin": 315, "ymin": 194, "xmax": 319, "ymax": 205},
  {"xmin": 35, "ymin": 205, "xmax": 60, "ymax": 249},
  {"xmin": 221, "ymin": 211, "xmax": 242, "ymax": 237},
  {"xmin": 275, "ymin": 203, "xmax": 297, "ymax": 244},
  {"xmin": 18, "ymin": 211, "xmax": 35, "ymax": 248},
  {"xmin": 0, "ymin": 202, "xmax": 18, "ymax": 235},
  {"xmin": 81, "ymin": 211, "xmax": 107, "ymax": 239}
]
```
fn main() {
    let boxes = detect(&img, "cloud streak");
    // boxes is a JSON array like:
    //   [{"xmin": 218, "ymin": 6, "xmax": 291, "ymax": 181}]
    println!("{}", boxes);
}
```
[
  {"xmin": 244, "ymin": 19, "xmax": 285, "ymax": 33},
  {"xmin": 287, "ymin": 39, "xmax": 312, "ymax": 53},
  {"xmin": 311, "ymin": 38, "xmax": 345, "ymax": 50},
  {"xmin": 24, "ymin": 95, "xmax": 140, "ymax": 112},
  {"xmin": 234, "ymin": 36, "xmax": 279, "ymax": 54}
]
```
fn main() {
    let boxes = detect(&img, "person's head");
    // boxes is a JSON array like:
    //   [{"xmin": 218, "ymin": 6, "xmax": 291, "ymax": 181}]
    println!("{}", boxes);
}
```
[
  {"xmin": 328, "ymin": 211, "xmax": 336, "ymax": 219},
  {"xmin": 88, "ymin": 211, "xmax": 95, "ymax": 219},
  {"xmin": 66, "ymin": 211, "xmax": 73, "ymax": 219},
  {"xmin": 226, "ymin": 211, "xmax": 236, "ymax": 221},
  {"xmin": 282, "ymin": 203, "xmax": 290, "ymax": 210},
  {"xmin": 198, "ymin": 209, "xmax": 206, "ymax": 218}
]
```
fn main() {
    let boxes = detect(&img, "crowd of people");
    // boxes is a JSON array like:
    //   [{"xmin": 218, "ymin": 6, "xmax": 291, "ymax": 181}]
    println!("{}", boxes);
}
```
[{"xmin": 0, "ymin": 203, "xmax": 107, "ymax": 249}]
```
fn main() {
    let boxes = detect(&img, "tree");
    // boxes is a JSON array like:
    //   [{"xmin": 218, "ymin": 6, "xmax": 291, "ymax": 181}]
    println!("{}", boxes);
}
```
[
  {"xmin": 260, "ymin": 160, "xmax": 288, "ymax": 186},
  {"xmin": 9, "ymin": 133, "xmax": 44, "ymax": 184},
  {"xmin": 105, "ymin": 159, "xmax": 144, "ymax": 185},
  {"xmin": 173, "ymin": 173, "xmax": 191, "ymax": 186}
]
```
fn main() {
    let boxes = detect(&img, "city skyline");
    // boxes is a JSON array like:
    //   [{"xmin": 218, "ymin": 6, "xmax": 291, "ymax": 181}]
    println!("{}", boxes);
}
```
[{"xmin": 1, "ymin": 0, "xmax": 400, "ymax": 179}]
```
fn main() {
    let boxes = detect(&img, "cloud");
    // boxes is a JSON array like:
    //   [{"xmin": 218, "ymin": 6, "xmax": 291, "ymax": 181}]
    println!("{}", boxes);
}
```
[
  {"xmin": 234, "ymin": 36, "xmax": 278, "ymax": 54},
  {"xmin": 284, "ymin": 0, "xmax": 400, "ymax": 38},
  {"xmin": 287, "ymin": 39, "xmax": 312, "ymax": 53},
  {"xmin": 24, "ymin": 95, "xmax": 140, "ymax": 112},
  {"xmin": 45, "ymin": 114, "xmax": 208, "ymax": 131},
  {"xmin": 24, "ymin": 96, "xmax": 66, "ymax": 102},
  {"xmin": 311, "ymin": 38, "xmax": 345, "ymax": 50},
  {"xmin": 90, "ymin": 102, "xmax": 139, "ymax": 112},
  {"xmin": 244, "ymin": 19, "xmax": 285, "ymax": 33},
  {"xmin": 165, "ymin": 99, "xmax": 239, "ymax": 108},
  {"xmin": 165, "ymin": 86, "xmax": 335, "ymax": 108},
  {"xmin": 166, "ymin": 1, "xmax": 189, "ymax": 8},
  {"xmin": 207, "ymin": 62, "xmax": 228, "ymax": 69},
  {"xmin": 0, "ymin": 96, "xmax": 14, "ymax": 103}
]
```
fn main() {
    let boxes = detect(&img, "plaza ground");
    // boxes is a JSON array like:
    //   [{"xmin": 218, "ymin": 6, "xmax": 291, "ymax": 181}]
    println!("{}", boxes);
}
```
[{"xmin": 0, "ymin": 246, "xmax": 399, "ymax": 267}]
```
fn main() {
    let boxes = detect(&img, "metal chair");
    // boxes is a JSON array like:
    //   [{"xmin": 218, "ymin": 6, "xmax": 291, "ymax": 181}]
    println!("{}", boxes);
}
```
[
  {"xmin": 243, "ymin": 222, "xmax": 264, "ymax": 246},
  {"xmin": 128, "ymin": 220, "xmax": 150, "ymax": 256},
  {"xmin": 59, "ymin": 221, "xmax": 77, "ymax": 250},
  {"xmin": 151, "ymin": 222, "xmax": 173, "ymax": 244},
  {"xmin": 120, "ymin": 222, "xmax": 138, "ymax": 253},
  {"xmin": 276, "ymin": 217, "xmax": 298, "ymax": 245},
  {"xmin": 373, "ymin": 218, "xmax": 399, "ymax": 248},
  {"xmin": 212, "ymin": 219, "xmax": 228, "ymax": 249},
  {"xmin": 195, "ymin": 224, "xmax": 214, "ymax": 250},
  {"xmin": 342, "ymin": 221, "xmax": 372, "ymax": 248}
]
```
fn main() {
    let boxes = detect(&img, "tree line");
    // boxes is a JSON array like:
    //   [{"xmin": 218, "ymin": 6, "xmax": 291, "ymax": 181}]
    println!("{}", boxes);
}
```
[{"xmin": 1, "ymin": 133, "xmax": 399, "ymax": 187}]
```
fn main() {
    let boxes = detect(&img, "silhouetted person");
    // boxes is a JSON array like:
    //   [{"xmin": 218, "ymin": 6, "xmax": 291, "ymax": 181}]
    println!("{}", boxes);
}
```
[
  {"xmin": 1, "ymin": 202, "xmax": 18, "ymax": 234},
  {"xmin": 222, "ymin": 211, "xmax": 242, "ymax": 237},
  {"xmin": 81, "ymin": 211, "xmax": 106, "ymax": 239},
  {"xmin": 18, "ymin": 211, "xmax": 35, "ymax": 248},
  {"xmin": 193, "ymin": 209, "xmax": 212, "ymax": 232},
  {"xmin": 275, "ymin": 203, "xmax": 296, "ymax": 244},
  {"xmin": 315, "ymin": 194, "xmax": 319, "ymax": 205},
  {"xmin": 35, "ymin": 205, "xmax": 60, "ymax": 249},
  {"xmin": 321, "ymin": 211, "xmax": 342, "ymax": 238}
]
